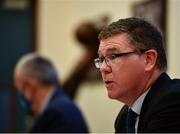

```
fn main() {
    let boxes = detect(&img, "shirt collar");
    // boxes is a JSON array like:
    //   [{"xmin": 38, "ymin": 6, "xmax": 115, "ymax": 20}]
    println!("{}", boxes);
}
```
[{"xmin": 131, "ymin": 89, "xmax": 150, "ymax": 115}]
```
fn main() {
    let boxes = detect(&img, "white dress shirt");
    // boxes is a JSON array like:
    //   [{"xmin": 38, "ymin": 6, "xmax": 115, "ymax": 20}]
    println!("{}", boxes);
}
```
[{"xmin": 131, "ymin": 89, "xmax": 150, "ymax": 133}]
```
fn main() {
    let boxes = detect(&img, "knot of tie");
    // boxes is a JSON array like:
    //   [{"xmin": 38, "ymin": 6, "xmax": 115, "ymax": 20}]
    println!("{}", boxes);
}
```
[{"xmin": 126, "ymin": 109, "xmax": 138, "ymax": 133}]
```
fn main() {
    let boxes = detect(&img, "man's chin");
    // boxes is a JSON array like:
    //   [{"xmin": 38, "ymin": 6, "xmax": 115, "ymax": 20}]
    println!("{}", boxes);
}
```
[{"xmin": 107, "ymin": 92, "xmax": 116, "ymax": 100}]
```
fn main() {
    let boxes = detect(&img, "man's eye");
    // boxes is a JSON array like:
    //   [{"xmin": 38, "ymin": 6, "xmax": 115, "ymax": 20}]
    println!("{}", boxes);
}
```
[{"xmin": 110, "ymin": 54, "xmax": 117, "ymax": 60}]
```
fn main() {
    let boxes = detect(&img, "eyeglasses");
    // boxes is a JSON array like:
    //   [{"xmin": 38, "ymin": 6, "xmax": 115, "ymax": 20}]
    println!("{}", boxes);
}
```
[{"xmin": 94, "ymin": 51, "xmax": 138, "ymax": 68}]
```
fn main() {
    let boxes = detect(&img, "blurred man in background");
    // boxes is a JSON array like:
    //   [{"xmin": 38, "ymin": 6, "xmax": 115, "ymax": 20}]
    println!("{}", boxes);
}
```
[{"xmin": 14, "ymin": 53, "xmax": 88, "ymax": 133}]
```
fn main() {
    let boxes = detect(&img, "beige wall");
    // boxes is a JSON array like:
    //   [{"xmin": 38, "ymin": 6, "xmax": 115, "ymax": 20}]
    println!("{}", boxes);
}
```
[
  {"xmin": 167, "ymin": 0, "xmax": 180, "ymax": 78},
  {"xmin": 38, "ymin": 0, "xmax": 143, "ymax": 83},
  {"xmin": 37, "ymin": 0, "xmax": 180, "ymax": 132}
]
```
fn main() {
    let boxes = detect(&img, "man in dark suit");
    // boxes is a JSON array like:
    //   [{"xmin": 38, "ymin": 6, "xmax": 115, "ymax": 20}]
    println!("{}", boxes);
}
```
[
  {"xmin": 94, "ymin": 17, "xmax": 180, "ymax": 133},
  {"xmin": 14, "ymin": 53, "xmax": 88, "ymax": 133}
]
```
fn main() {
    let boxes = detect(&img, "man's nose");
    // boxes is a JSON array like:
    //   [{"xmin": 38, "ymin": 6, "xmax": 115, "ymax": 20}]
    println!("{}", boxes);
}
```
[{"xmin": 100, "ymin": 60, "xmax": 111, "ymax": 73}]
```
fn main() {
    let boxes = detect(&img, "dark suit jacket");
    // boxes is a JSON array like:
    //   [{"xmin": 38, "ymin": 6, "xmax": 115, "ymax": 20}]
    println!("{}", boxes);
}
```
[
  {"xmin": 30, "ymin": 86, "xmax": 88, "ymax": 133},
  {"xmin": 115, "ymin": 73, "xmax": 180, "ymax": 133}
]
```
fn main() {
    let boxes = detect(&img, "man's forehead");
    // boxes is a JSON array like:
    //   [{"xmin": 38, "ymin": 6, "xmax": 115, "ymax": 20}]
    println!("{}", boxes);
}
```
[
  {"xmin": 98, "ymin": 42, "xmax": 121, "ymax": 53},
  {"xmin": 98, "ymin": 41, "xmax": 133, "ymax": 54},
  {"xmin": 99, "ymin": 41, "xmax": 123, "ymax": 47},
  {"xmin": 98, "ymin": 34, "xmax": 133, "ymax": 54}
]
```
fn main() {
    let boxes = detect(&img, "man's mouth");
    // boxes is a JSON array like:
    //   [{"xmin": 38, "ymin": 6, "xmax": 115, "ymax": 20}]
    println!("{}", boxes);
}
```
[{"xmin": 104, "ymin": 80, "xmax": 113, "ymax": 85}]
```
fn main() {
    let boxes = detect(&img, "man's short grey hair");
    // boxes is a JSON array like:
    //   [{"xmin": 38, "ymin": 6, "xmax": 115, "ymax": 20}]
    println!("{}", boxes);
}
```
[{"xmin": 14, "ymin": 53, "xmax": 59, "ymax": 85}]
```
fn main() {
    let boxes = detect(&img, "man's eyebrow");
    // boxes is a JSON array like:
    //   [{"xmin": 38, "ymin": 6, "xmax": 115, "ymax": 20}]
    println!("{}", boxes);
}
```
[{"xmin": 107, "ymin": 47, "xmax": 120, "ymax": 52}]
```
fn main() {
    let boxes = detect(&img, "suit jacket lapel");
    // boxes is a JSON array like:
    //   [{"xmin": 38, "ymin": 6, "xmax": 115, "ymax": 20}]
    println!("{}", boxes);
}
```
[
  {"xmin": 138, "ymin": 73, "xmax": 171, "ymax": 132},
  {"xmin": 115, "ymin": 105, "xmax": 128, "ymax": 133}
]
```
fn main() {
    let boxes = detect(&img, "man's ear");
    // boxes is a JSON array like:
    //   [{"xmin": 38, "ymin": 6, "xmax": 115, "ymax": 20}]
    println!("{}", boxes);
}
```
[{"xmin": 143, "ymin": 49, "xmax": 158, "ymax": 72}]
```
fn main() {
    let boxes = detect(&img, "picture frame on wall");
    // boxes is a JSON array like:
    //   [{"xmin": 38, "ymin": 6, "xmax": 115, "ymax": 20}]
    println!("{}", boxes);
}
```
[{"xmin": 132, "ymin": 0, "xmax": 167, "ymax": 42}]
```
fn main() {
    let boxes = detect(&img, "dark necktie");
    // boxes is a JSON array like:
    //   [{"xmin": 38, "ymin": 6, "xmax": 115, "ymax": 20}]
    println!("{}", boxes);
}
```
[{"xmin": 126, "ymin": 108, "xmax": 138, "ymax": 133}]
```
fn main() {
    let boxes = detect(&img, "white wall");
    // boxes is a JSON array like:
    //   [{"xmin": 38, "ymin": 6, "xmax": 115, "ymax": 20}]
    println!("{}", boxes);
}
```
[{"xmin": 37, "ymin": 0, "xmax": 180, "ymax": 132}]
